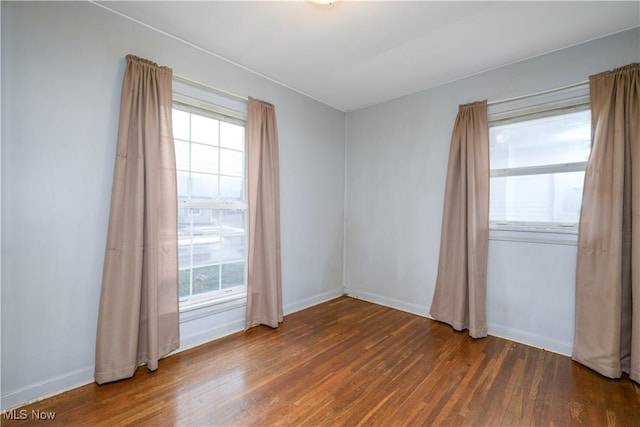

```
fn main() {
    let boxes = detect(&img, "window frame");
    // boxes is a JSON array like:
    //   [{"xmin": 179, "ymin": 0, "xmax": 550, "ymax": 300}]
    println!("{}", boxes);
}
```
[
  {"xmin": 173, "ymin": 77, "xmax": 249, "ymax": 310},
  {"xmin": 487, "ymin": 83, "xmax": 591, "ymax": 235}
]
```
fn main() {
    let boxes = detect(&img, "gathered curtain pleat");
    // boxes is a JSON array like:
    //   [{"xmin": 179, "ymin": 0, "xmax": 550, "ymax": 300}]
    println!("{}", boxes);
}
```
[
  {"xmin": 95, "ymin": 55, "xmax": 180, "ymax": 384},
  {"xmin": 430, "ymin": 100, "xmax": 490, "ymax": 338},
  {"xmin": 573, "ymin": 63, "xmax": 639, "ymax": 382},
  {"xmin": 245, "ymin": 97, "xmax": 283, "ymax": 329}
]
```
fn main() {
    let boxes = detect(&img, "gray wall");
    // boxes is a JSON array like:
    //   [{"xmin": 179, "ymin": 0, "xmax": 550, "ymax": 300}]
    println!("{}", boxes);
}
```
[
  {"xmin": 345, "ymin": 27, "xmax": 639, "ymax": 354},
  {"xmin": 1, "ymin": 1, "xmax": 345, "ymax": 409}
]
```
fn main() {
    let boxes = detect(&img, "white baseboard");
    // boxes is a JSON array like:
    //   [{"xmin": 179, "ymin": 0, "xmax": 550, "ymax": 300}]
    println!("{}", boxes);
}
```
[
  {"xmin": 1, "ymin": 367, "xmax": 94, "ymax": 412},
  {"xmin": 283, "ymin": 288, "xmax": 344, "ymax": 315},
  {"xmin": 345, "ymin": 287, "xmax": 430, "ymax": 318},
  {"xmin": 487, "ymin": 323, "xmax": 573, "ymax": 356}
]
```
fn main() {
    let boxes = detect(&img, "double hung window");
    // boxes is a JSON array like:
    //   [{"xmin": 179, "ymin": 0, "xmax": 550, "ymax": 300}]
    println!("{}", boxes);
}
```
[
  {"xmin": 172, "ymin": 78, "xmax": 248, "ymax": 306},
  {"xmin": 488, "ymin": 84, "xmax": 591, "ymax": 231}
]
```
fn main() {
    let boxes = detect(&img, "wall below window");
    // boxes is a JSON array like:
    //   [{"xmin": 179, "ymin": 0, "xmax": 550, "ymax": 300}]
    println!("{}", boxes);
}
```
[
  {"xmin": 345, "ymin": 27, "xmax": 639, "ymax": 355},
  {"xmin": 486, "ymin": 237, "xmax": 577, "ymax": 355},
  {"xmin": 1, "ymin": 2, "xmax": 345, "ymax": 410}
]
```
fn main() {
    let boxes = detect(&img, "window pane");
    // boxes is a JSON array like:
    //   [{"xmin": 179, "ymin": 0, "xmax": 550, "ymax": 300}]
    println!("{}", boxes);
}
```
[
  {"xmin": 191, "ymin": 221, "xmax": 222, "ymax": 267},
  {"xmin": 178, "ymin": 208, "xmax": 192, "ymax": 298},
  {"xmin": 221, "ymin": 235, "xmax": 246, "ymax": 263},
  {"xmin": 192, "ymin": 265, "xmax": 220, "ymax": 295},
  {"xmin": 221, "ymin": 210, "xmax": 246, "ymax": 233},
  {"xmin": 490, "ymin": 110, "xmax": 591, "ymax": 169},
  {"xmin": 179, "ymin": 268, "xmax": 191, "ymax": 298},
  {"xmin": 220, "ymin": 176, "xmax": 243, "ymax": 200},
  {"xmin": 179, "ymin": 208, "xmax": 218, "ymax": 263},
  {"xmin": 222, "ymin": 262, "xmax": 245, "ymax": 289},
  {"xmin": 220, "ymin": 148, "xmax": 243, "ymax": 176},
  {"xmin": 192, "ymin": 238, "xmax": 221, "ymax": 267},
  {"xmin": 490, "ymin": 171, "xmax": 584, "ymax": 223},
  {"xmin": 191, "ymin": 114, "xmax": 219, "ymax": 145},
  {"xmin": 178, "ymin": 208, "xmax": 192, "ymax": 265},
  {"xmin": 174, "ymin": 139, "xmax": 190, "ymax": 171},
  {"xmin": 191, "ymin": 173, "xmax": 218, "ymax": 199},
  {"xmin": 172, "ymin": 109, "xmax": 190, "ymax": 141},
  {"xmin": 220, "ymin": 122, "xmax": 245, "ymax": 151},
  {"xmin": 177, "ymin": 172, "xmax": 189, "ymax": 198},
  {"xmin": 191, "ymin": 143, "xmax": 218, "ymax": 174}
]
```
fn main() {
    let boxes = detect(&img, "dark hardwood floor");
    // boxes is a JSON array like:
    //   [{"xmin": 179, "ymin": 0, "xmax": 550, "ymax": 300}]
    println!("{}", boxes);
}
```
[{"xmin": 3, "ymin": 296, "xmax": 639, "ymax": 426}]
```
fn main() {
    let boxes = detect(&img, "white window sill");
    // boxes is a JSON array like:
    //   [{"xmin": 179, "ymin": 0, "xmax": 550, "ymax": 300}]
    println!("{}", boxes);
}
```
[
  {"xmin": 489, "ymin": 226, "xmax": 578, "ymax": 246},
  {"xmin": 179, "ymin": 290, "xmax": 247, "ymax": 323}
]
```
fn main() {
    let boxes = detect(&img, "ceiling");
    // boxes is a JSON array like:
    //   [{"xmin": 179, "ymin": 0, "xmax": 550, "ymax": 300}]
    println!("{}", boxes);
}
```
[{"xmin": 97, "ymin": 1, "xmax": 640, "ymax": 112}]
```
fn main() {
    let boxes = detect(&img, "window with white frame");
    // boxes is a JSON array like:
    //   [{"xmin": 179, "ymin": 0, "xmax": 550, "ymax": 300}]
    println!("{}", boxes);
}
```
[
  {"xmin": 488, "ymin": 83, "xmax": 591, "ymax": 231},
  {"xmin": 172, "ymin": 78, "xmax": 248, "ymax": 306}
]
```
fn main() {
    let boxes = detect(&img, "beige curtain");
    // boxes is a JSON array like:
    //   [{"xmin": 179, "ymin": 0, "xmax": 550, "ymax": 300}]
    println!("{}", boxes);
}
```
[
  {"xmin": 245, "ymin": 97, "xmax": 283, "ymax": 329},
  {"xmin": 430, "ymin": 100, "xmax": 490, "ymax": 338},
  {"xmin": 573, "ymin": 63, "xmax": 639, "ymax": 382},
  {"xmin": 95, "ymin": 55, "xmax": 180, "ymax": 384}
]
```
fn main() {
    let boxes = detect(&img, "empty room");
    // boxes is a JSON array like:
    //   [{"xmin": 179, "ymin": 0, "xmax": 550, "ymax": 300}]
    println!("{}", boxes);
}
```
[{"xmin": 1, "ymin": 1, "xmax": 639, "ymax": 425}]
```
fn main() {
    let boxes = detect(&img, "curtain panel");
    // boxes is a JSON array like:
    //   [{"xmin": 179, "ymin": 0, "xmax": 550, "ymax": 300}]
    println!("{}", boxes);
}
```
[
  {"xmin": 573, "ymin": 63, "xmax": 639, "ymax": 382},
  {"xmin": 95, "ymin": 55, "xmax": 180, "ymax": 384},
  {"xmin": 245, "ymin": 97, "xmax": 283, "ymax": 329},
  {"xmin": 430, "ymin": 100, "xmax": 490, "ymax": 339}
]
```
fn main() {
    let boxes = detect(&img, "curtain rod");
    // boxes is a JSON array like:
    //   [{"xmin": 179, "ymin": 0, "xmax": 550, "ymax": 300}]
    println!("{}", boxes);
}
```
[
  {"xmin": 173, "ymin": 73, "xmax": 248, "ymax": 102},
  {"xmin": 487, "ymin": 79, "xmax": 589, "ymax": 106}
]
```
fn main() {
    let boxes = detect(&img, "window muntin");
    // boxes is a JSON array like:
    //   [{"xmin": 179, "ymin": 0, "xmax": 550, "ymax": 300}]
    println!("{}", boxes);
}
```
[
  {"xmin": 489, "ymin": 108, "xmax": 591, "ymax": 228},
  {"xmin": 173, "ymin": 106, "xmax": 247, "ymax": 303}
]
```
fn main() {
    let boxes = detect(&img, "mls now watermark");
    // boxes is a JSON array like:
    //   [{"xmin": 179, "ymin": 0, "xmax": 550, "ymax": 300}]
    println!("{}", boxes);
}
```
[{"xmin": 2, "ymin": 409, "xmax": 57, "ymax": 421}]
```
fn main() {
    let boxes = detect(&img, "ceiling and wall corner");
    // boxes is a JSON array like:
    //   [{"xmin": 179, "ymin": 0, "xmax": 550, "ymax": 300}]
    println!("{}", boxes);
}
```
[{"xmin": 95, "ymin": 1, "xmax": 640, "ymax": 112}]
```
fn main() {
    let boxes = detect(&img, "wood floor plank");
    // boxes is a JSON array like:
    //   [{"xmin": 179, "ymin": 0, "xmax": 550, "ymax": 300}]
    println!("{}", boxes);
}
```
[{"xmin": 2, "ymin": 296, "xmax": 639, "ymax": 426}]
